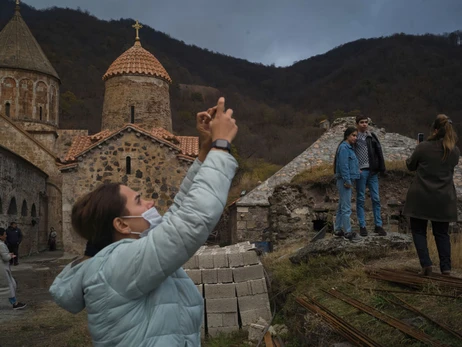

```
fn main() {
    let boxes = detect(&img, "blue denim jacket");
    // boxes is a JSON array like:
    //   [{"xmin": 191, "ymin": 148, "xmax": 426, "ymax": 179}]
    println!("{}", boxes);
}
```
[{"xmin": 335, "ymin": 141, "xmax": 360, "ymax": 185}]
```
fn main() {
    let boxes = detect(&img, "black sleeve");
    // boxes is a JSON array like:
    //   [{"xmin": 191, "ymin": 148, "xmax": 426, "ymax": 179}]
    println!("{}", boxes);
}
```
[{"xmin": 372, "ymin": 133, "xmax": 386, "ymax": 172}]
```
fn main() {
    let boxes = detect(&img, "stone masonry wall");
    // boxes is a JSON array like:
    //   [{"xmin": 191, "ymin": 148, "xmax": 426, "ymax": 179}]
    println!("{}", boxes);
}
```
[
  {"xmin": 61, "ymin": 130, "xmax": 191, "ymax": 253},
  {"xmin": 102, "ymin": 75, "xmax": 172, "ymax": 132},
  {"xmin": 232, "ymin": 206, "xmax": 269, "ymax": 244},
  {"xmin": 0, "ymin": 146, "xmax": 47, "ymax": 254}
]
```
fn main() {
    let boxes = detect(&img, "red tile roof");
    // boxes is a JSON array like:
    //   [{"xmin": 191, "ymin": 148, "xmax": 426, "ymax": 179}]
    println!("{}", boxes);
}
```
[{"xmin": 61, "ymin": 124, "xmax": 198, "ymax": 164}]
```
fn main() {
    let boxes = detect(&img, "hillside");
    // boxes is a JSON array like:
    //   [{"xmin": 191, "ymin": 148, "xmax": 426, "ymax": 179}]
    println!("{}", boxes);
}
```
[{"xmin": 1, "ymin": 0, "xmax": 462, "ymax": 165}]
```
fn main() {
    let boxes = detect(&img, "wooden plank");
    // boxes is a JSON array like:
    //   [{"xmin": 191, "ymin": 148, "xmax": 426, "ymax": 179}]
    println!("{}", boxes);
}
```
[{"xmin": 264, "ymin": 331, "xmax": 274, "ymax": 347}]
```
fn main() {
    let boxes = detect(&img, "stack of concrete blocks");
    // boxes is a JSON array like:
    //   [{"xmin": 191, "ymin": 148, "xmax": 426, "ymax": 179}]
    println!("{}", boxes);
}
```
[{"xmin": 183, "ymin": 242, "xmax": 271, "ymax": 337}]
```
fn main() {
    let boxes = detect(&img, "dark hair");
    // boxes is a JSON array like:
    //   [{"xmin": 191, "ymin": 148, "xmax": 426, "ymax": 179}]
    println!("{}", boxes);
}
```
[
  {"xmin": 0, "ymin": 228, "xmax": 5, "ymax": 236},
  {"xmin": 71, "ymin": 183, "xmax": 127, "ymax": 253},
  {"xmin": 334, "ymin": 127, "xmax": 358, "ymax": 173},
  {"xmin": 10, "ymin": 222, "xmax": 16, "ymax": 226},
  {"xmin": 428, "ymin": 114, "xmax": 458, "ymax": 161},
  {"xmin": 355, "ymin": 115, "xmax": 368, "ymax": 124}
]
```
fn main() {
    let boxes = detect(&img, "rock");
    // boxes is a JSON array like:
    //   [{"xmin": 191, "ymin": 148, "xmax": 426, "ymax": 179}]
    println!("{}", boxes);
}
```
[
  {"xmin": 289, "ymin": 232, "xmax": 413, "ymax": 264},
  {"xmin": 269, "ymin": 324, "xmax": 288, "ymax": 336}
]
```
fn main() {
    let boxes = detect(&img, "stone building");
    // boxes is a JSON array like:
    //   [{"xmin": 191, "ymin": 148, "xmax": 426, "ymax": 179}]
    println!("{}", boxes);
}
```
[
  {"xmin": 230, "ymin": 117, "xmax": 462, "ymax": 244},
  {"xmin": 0, "ymin": 3, "xmax": 199, "ymax": 254}
]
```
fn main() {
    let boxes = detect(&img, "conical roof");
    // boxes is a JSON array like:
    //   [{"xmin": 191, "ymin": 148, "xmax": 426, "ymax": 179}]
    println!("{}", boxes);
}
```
[
  {"xmin": 103, "ymin": 40, "xmax": 171, "ymax": 83},
  {"xmin": 0, "ymin": 4, "xmax": 59, "ymax": 80}
]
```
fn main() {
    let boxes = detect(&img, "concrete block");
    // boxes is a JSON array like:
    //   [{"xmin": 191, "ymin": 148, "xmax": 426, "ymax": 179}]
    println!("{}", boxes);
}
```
[
  {"xmin": 204, "ymin": 283, "xmax": 236, "ymax": 299},
  {"xmin": 184, "ymin": 269, "xmax": 202, "ymax": 284},
  {"xmin": 233, "ymin": 264, "xmax": 264, "ymax": 282},
  {"xmin": 198, "ymin": 253, "xmax": 214, "ymax": 269},
  {"xmin": 235, "ymin": 282, "xmax": 252, "ymax": 297},
  {"xmin": 206, "ymin": 297, "xmax": 238, "ymax": 313},
  {"xmin": 208, "ymin": 326, "xmax": 240, "ymax": 338},
  {"xmin": 237, "ymin": 207, "xmax": 249, "ymax": 213},
  {"xmin": 240, "ymin": 307, "xmax": 272, "ymax": 326},
  {"xmin": 217, "ymin": 268, "xmax": 233, "ymax": 283},
  {"xmin": 248, "ymin": 323, "xmax": 266, "ymax": 342},
  {"xmin": 227, "ymin": 252, "xmax": 244, "ymax": 268},
  {"xmin": 238, "ymin": 294, "xmax": 270, "ymax": 312},
  {"xmin": 243, "ymin": 250, "xmax": 260, "ymax": 265},
  {"xmin": 207, "ymin": 313, "xmax": 223, "ymax": 328},
  {"xmin": 250, "ymin": 279, "xmax": 268, "ymax": 294},
  {"xmin": 223, "ymin": 312, "xmax": 238, "ymax": 327},
  {"xmin": 213, "ymin": 252, "xmax": 228, "ymax": 268},
  {"xmin": 196, "ymin": 284, "xmax": 203, "ymax": 296},
  {"xmin": 183, "ymin": 254, "xmax": 199, "ymax": 269},
  {"xmin": 201, "ymin": 269, "xmax": 218, "ymax": 284}
]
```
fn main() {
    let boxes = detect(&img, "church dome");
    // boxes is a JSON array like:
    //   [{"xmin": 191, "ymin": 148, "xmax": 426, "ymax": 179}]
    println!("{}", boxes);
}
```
[
  {"xmin": 0, "ymin": 2, "xmax": 59, "ymax": 80},
  {"xmin": 102, "ymin": 40, "xmax": 172, "ymax": 83}
]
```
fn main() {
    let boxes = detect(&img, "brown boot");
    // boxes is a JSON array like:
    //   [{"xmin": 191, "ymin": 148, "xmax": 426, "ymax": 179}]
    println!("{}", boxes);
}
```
[{"xmin": 419, "ymin": 266, "xmax": 432, "ymax": 276}]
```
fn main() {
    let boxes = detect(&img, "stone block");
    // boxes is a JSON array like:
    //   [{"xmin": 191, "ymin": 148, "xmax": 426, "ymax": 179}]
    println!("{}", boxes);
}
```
[
  {"xmin": 207, "ymin": 313, "xmax": 223, "ymax": 328},
  {"xmin": 217, "ymin": 268, "xmax": 233, "ymax": 283},
  {"xmin": 184, "ymin": 269, "xmax": 202, "ymax": 284},
  {"xmin": 196, "ymin": 284, "xmax": 203, "ymax": 295},
  {"xmin": 213, "ymin": 252, "xmax": 228, "ymax": 268},
  {"xmin": 198, "ymin": 253, "xmax": 214, "ymax": 269},
  {"xmin": 235, "ymin": 282, "xmax": 252, "ymax": 297},
  {"xmin": 183, "ymin": 255, "xmax": 199, "ymax": 269},
  {"xmin": 238, "ymin": 294, "xmax": 270, "ymax": 312},
  {"xmin": 204, "ymin": 283, "xmax": 236, "ymax": 299},
  {"xmin": 206, "ymin": 297, "xmax": 238, "ymax": 313},
  {"xmin": 248, "ymin": 323, "xmax": 266, "ymax": 342},
  {"xmin": 233, "ymin": 264, "xmax": 264, "ymax": 282},
  {"xmin": 237, "ymin": 221, "xmax": 247, "ymax": 230},
  {"xmin": 227, "ymin": 252, "xmax": 244, "ymax": 268},
  {"xmin": 237, "ymin": 207, "xmax": 249, "ymax": 213},
  {"xmin": 208, "ymin": 326, "xmax": 240, "ymax": 337},
  {"xmin": 223, "ymin": 312, "xmax": 238, "ymax": 327},
  {"xmin": 240, "ymin": 307, "xmax": 272, "ymax": 326},
  {"xmin": 243, "ymin": 250, "xmax": 260, "ymax": 265},
  {"xmin": 250, "ymin": 279, "xmax": 268, "ymax": 294},
  {"xmin": 201, "ymin": 269, "xmax": 218, "ymax": 284}
]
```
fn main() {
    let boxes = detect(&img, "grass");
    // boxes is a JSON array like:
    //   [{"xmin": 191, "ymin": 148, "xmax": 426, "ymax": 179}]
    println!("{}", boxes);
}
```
[{"xmin": 261, "ymin": 240, "xmax": 462, "ymax": 347}]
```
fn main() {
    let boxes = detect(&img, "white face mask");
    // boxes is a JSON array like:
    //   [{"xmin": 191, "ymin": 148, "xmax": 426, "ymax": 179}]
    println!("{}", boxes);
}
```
[{"xmin": 120, "ymin": 207, "xmax": 163, "ymax": 237}]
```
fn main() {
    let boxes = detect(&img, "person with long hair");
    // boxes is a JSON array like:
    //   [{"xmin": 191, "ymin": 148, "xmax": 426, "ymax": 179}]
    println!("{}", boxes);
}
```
[
  {"xmin": 334, "ymin": 127, "xmax": 362, "ymax": 243},
  {"xmin": 49, "ymin": 98, "xmax": 238, "ymax": 346},
  {"xmin": 404, "ymin": 114, "xmax": 460, "ymax": 276}
]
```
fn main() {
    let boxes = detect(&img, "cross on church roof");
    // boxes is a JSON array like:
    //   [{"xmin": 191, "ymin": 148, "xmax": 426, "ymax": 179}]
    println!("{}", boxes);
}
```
[
  {"xmin": 132, "ymin": 20, "xmax": 143, "ymax": 41},
  {"xmin": 15, "ymin": 0, "xmax": 20, "ymax": 11}
]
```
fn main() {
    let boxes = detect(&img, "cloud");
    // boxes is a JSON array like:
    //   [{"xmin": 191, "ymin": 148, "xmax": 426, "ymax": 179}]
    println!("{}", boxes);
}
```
[{"xmin": 25, "ymin": 0, "xmax": 462, "ymax": 66}]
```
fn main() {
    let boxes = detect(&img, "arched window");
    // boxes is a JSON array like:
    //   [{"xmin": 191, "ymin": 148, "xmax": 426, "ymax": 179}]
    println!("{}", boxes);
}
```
[
  {"xmin": 21, "ymin": 200, "xmax": 28, "ymax": 216},
  {"xmin": 5, "ymin": 102, "xmax": 10, "ymax": 117},
  {"xmin": 7, "ymin": 197, "xmax": 17, "ymax": 215},
  {"xmin": 39, "ymin": 106, "xmax": 43, "ymax": 120},
  {"xmin": 126, "ymin": 156, "xmax": 131, "ymax": 175},
  {"xmin": 31, "ymin": 203, "xmax": 37, "ymax": 217},
  {"xmin": 130, "ymin": 106, "xmax": 135, "ymax": 123}
]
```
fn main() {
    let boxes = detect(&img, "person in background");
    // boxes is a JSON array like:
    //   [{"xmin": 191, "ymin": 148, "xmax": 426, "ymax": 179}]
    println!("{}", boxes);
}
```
[
  {"xmin": 0, "ymin": 228, "xmax": 27, "ymax": 310},
  {"xmin": 48, "ymin": 227, "xmax": 57, "ymax": 251},
  {"xmin": 403, "ymin": 114, "xmax": 459, "ymax": 276},
  {"xmin": 49, "ymin": 97, "xmax": 238, "ymax": 347},
  {"xmin": 354, "ymin": 115, "xmax": 387, "ymax": 237},
  {"xmin": 6, "ymin": 222, "xmax": 22, "ymax": 266},
  {"xmin": 333, "ymin": 127, "xmax": 362, "ymax": 243}
]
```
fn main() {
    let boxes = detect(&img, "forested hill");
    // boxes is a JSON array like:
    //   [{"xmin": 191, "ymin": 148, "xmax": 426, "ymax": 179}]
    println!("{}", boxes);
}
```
[{"xmin": 1, "ymin": 0, "xmax": 462, "ymax": 165}]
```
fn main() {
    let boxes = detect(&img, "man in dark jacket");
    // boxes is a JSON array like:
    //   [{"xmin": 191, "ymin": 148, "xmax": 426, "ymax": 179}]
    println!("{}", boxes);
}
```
[
  {"xmin": 354, "ymin": 115, "xmax": 387, "ymax": 237},
  {"xmin": 6, "ymin": 222, "xmax": 22, "ymax": 266}
]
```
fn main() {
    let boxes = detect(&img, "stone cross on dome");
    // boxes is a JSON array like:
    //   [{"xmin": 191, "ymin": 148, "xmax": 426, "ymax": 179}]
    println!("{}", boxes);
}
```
[{"xmin": 132, "ymin": 20, "xmax": 143, "ymax": 41}]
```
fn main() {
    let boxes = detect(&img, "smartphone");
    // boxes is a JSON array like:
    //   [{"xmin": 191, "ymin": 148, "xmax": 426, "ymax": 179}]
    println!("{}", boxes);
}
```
[{"xmin": 417, "ymin": 133, "xmax": 424, "ymax": 143}]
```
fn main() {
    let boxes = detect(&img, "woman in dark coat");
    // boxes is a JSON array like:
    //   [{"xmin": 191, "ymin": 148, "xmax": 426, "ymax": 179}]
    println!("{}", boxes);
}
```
[{"xmin": 403, "ymin": 114, "xmax": 460, "ymax": 276}]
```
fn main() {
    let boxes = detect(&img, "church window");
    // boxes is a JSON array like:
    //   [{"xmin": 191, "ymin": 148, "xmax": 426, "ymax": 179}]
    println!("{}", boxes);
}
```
[
  {"xmin": 39, "ymin": 106, "xmax": 43, "ymax": 120},
  {"xmin": 5, "ymin": 102, "xmax": 10, "ymax": 117},
  {"xmin": 130, "ymin": 106, "xmax": 135, "ymax": 123},
  {"xmin": 31, "ymin": 204, "xmax": 37, "ymax": 217},
  {"xmin": 126, "ymin": 157, "xmax": 132, "ymax": 174},
  {"xmin": 21, "ymin": 200, "xmax": 28, "ymax": 216},
  {"xmin": 7, "ymin": 197, "xmax": 17, "ymax": 215}
]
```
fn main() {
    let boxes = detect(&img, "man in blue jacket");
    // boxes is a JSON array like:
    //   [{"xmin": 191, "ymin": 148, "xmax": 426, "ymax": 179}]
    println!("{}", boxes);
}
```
[
  {"xmin": 6, "ymin": 222, "xmax": 22, "ymax": 266},
  {"xmin": 355, "ymin": 115, "xmax": 387, "ymax": 237}
]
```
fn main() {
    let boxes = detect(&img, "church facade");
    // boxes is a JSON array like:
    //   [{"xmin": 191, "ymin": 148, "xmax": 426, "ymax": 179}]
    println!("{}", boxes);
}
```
[{"xmin": 0, "ymin": 3, "xmax": 198, "ymax": 254}]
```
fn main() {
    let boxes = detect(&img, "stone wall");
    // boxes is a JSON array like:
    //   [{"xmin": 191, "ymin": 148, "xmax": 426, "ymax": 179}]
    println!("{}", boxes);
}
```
[
  {"xmin": 231, "ymin": 206, "xmax": 269, "ymax": 244},
  {"xmin": 0, "ymin": 68, "xmax": 59, "ymax": 127},
  {"xmin": 102, "ymin": 75, "xmax": 172, "ymax": 132},
  {"xmin": 0, "ymin": 146, "xmax": 47, "ymax": 254},
  {"xmin": 61, "ymin": 130, "xmax": 191, "ymax": 253}
]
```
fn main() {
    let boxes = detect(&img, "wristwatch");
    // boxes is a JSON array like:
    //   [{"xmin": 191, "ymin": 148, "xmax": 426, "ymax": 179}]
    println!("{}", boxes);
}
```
[{"xmin": 211, "ymin": 139, "xmax": 231, "ymax": 153}]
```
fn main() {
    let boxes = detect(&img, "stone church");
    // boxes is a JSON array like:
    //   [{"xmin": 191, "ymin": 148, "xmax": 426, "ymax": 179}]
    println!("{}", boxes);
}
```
[{"xmin": 0, "ymin": 1, "xmax": 198, "ymax": 254}]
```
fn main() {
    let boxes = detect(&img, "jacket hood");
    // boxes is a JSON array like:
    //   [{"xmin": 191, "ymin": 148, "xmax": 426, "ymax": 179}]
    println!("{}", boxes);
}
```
[{"xmin": 49, "ymin": 260, "xmax": 87, "ymax": 314}]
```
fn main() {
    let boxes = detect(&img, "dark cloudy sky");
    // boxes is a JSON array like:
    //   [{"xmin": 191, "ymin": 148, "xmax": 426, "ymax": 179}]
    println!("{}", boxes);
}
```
[{"xmin": 25, "ymin": 0, "xmax": 462, "ymax": 67}]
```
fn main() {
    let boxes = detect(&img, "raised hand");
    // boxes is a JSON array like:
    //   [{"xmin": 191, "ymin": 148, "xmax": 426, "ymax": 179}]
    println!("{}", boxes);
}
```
[{"xmin": 210, "ymin": 97, "xmax": 238, "ymax": 144}]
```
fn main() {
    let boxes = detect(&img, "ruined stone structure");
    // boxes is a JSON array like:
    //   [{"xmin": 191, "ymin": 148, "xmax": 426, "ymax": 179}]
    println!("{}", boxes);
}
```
[
  {"xmin": 231, "ymin": 117, "xmax": 462, "ymax": 244},
  {"xmin": 0, "ymin": 4, "xmax": 199, "ymax": 254}
]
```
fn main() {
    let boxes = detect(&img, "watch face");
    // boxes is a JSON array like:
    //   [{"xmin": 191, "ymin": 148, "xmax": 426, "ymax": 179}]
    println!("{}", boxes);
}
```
[{"xmin": 216, "ymin": 139, "xmax": 228, "ymax": 147}]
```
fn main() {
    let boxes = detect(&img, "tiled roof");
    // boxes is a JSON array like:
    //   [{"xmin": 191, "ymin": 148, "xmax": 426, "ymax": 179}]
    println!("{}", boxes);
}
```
[
  {"xmin": 102, "ymin": 40, "xmax": 171, "ymax": 83},
  {"xmin": 177, "ymin": 136, "xmax": 200, "ymax": 157},
  {"xmin": 61, "ymin": 124, "xmax": 198, "ymax": 163},
  {"xmin": 0, "ymin": 5, "xmax": 59, "ymax": 80}
]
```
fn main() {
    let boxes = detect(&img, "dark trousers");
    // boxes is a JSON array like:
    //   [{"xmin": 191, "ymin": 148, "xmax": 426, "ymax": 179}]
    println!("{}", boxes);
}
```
[
  {"xmin": 8, "ymin": 244, "xmax": 19, "ymax": 265},
  {"xmin": 410, "ymin": 217, "xmax": 451, "ymax": 272}
]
